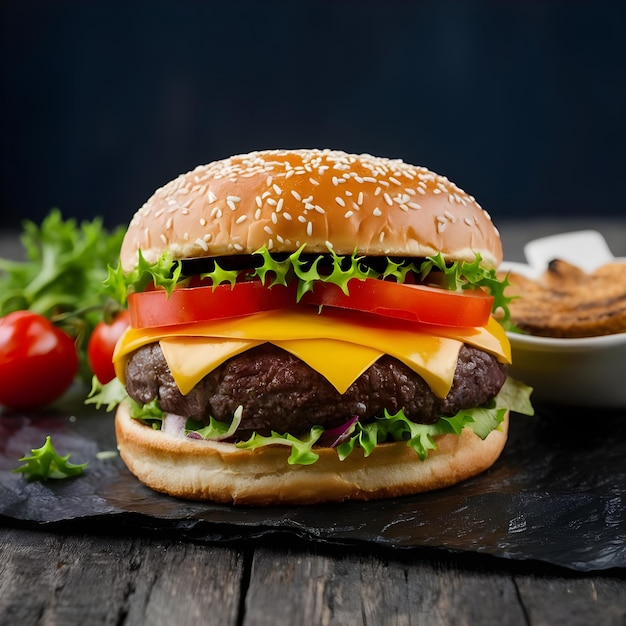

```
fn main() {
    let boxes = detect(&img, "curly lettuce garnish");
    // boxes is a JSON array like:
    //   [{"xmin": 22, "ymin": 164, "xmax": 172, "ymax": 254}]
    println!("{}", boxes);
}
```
[
  {"xmin": 13, "ymin": 436, "xmax": 88, "ymax": 481},
  {"xmin": 238, "ymin": 376, "xmax": 533, "ymax": 465},
  {"xmin": 91, "ymin": 376, "xmax": 533, "ymax": 466},
  {"xmin": 200, "ymin": 261, "xmax": 240, "ymax": 289},
  {"xmin": 104, "ymin": 250, "xmax": 182, "ymax": 305},
  {"xmin": 106, "ymin": 246, "xmax": 511, "ymax": 318},
  {"xmin": 420, "ymin": 253, "xmax": 513, "ymax": 319}
]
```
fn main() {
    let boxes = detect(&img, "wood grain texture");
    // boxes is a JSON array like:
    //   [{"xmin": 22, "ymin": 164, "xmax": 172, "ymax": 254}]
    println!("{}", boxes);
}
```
[
  {"xmin": 0, "ymin": 528, "xmax": 244, "ymax": 626},
  {"xmin": 1, "ymin": 529, "xmax": 626, "ymax": 626},
  {"xmin": 241, "ymin": 544, "xmax": 626, "ymax": 626},
  {"xmin": 244, "ymin": 547, "xmax": 524, "ymax": 625}
]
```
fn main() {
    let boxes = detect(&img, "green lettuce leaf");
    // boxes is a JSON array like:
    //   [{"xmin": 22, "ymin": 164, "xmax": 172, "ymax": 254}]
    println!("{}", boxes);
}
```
[
  {"xmin": 13, "ymin": 436, "xmax": 88, "ymax": 481},
  {"xmin": 0, "ymin": 209, "xmax": 126, "ymax": 380},
  {"xmin": 237, "ymin": 427, "xmax": 325, "ymax": 465},
  {"xmin": 91, "ymin": 375, "xmax": 533, "ymax": 466}
]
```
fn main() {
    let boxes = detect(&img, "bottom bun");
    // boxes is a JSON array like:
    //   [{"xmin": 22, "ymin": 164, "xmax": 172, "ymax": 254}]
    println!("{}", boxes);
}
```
[{"xmin": 115, "ymin": 402, "xmax": 509, "ymax": 505}]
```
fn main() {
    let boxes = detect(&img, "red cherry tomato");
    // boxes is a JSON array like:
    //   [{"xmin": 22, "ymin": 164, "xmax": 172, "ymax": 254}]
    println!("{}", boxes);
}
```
[
  {"xmin": 128, "ymin": 282, "xmax": 297, "ymax": 329},
  {"xmin": 88, "ymin": 310, "xmax": 131, "ymax": 383},
  {"xmin": 301, "ymin": 279, "xmax": 494, "ymax": 327},
  {"xmin": 0, "ymin": 311, "xmax": 79, "ymax": 409}
]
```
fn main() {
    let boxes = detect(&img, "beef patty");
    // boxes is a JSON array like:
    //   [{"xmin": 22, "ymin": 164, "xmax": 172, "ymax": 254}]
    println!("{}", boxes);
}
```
[{"xmin": 124, "ymin": 343, "xmax": 507, "ymax": 436}]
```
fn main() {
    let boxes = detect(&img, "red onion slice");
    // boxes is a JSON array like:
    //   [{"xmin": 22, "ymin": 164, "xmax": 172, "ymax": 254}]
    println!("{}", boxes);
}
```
[{"xmin": 317, "ymin": 416, "xmax": 359, "ymax": 448}]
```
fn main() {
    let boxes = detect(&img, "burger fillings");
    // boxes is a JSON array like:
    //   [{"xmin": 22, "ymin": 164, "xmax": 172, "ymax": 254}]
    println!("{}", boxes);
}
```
[{"xmin": 98, "ymin": 148, "xmax": 533, "ymax": 505}]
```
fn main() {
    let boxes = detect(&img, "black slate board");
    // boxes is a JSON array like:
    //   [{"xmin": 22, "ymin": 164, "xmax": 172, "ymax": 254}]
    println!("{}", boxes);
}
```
[{"xmin": 1, "ymin": 389, "xmax": 624, "ymax": 572}]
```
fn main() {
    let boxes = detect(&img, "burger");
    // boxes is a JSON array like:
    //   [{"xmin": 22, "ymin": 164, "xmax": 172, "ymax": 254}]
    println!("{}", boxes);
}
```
[{"xmin": 103, "ymin": 148, "xmax": 533, "ymax": 505}]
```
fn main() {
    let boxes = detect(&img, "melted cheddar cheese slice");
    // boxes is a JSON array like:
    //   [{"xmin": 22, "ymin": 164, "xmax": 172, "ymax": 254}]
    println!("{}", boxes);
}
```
[{"xmin": 113, "ymin": 308, "xmax": 511, "ymax": 399}]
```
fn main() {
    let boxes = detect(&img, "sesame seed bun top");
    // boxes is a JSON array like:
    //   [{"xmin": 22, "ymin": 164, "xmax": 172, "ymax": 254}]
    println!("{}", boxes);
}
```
[{"xmin": 120, "ymin": 148, "xmax": 502, "ymax": 273}]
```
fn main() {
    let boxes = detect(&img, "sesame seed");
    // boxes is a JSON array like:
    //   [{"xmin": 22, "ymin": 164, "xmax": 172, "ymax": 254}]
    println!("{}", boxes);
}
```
[
  {"xmin": 379, "ymin": 232, "xmax": 385, "ymax": 242},
  {"xmin": 267, "ymin": 198, "xmax": 277, "ymax": 206},
  {"xmin": 363, "ymin": 176, "xmax": 377, "ymax": 183},
  {"xmin": 416, "ymin": 187, "xmax": 426, "ymax": 195},
  {"xmin": 383, "ymin": 193, "xmax": 393, "ymax": 206},
  {"xmin": 236, "ymin": 215, "xmax": 247, "ymax": 224},
  {"xmin": 464, "ymin": 217, "xmax": 474, "ymax": 226},
  {"xmin": 373, "ymin": 207, "xmax": 382, "ymax": 216},
  {"xmin": 195, "ymin": 237, "xmax": 209, "ymax": 251},
  {"xmin": 291, "ymin": 190, "xmax": 302, "ymax": 201},
  {"xmin": 276, "ymin": 198, "xmax": 284, "ymax": 212},
  {"xmin": 266, "ymin": 176, "xmax": 273, "ymax": 187},
  {"xmin": 374, "ymin": 187, "xmax": 382, "ymax": 196},
  {"xmin": 283, "ymin": 212, "xmax": 292, "ymax": 220},
  {"xmin": 271, "ymin": 212, "xmax": 278, "ymax": 224},
  {"xmin": 276, "ymin": 235, "xmax": 285, "ymax": 244},
  {"xmin": 357, "ymin": 192, "xmax": 363, "ymax": 205},
  {"xmin": 233, "ymin": 243, "xmax": 244, "ymax": 252},
  {"xmin": 200, "ymin": 218, "xmax": 207, "ymax": 226},
  {"xmin": 344, "ymin": 210, "xmax": 354, "ymax": 218},
  {"xmin": 207, "ymin": 191, "xmax": 217, "ymax": 203},
  {"xmin": 181, "ymin": 208, "xmax": 190, "ymax": 215},
  {"xmin": 254, "ymin": 208, "xmax": 262, "ymax": 220},
  {"xmin": 408, "ymin": 202, "xmax": 421, "ymax": 210},
  {"xmin": 264, "ymin": 226, "xmax": 273, "ymax": 235},
  {"xmin": 405, "ymin": 188, "xmax": 416, "ymax": 195},
  {"xmin": 307, "ymin": 222, "xmax": 313, "ymax": 236},
  {"xmin": 389, "ymin": 176, "xmax": 401, "ymax": 186},
  {"xmin": 335, "ymin": 196, "xmax": 346, "ymax": 207},
  {"xmin": 227, "ymin": 200, "xmax": 237, "ymax": 211},
  {"xmin": 298, "ymin": 215, "xmax": 306, "ymax": 223},
  {"xmin": 314, "ymin": 205, "xmax": 325, "ymax": 214},
  {"xmin": 183, "ymin": 232, "xmax": 189, "ymax": 240},
  {"xmin": 273, "ymin": 184, "xmax": 282, "ymax": 195},
  {"xmin": 309, "ymin": 177, "xmax": 320, "ymax": 185},
  {"xmin": 160, "ymin": 233, "xmax": 168, "ymax": 244},
  {"xmin": 165, "ymin": 217, "xmax": 173, "ymax": 229},
  {"xmin": 444, "ymin": 211, "xmax": 456, "ymax": 222}
]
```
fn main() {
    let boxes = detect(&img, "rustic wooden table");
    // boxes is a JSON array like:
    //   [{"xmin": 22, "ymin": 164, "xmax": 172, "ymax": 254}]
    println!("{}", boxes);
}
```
[{"xmin": 1, "ymin": 220, "xmax": 625, "ymax": 625}]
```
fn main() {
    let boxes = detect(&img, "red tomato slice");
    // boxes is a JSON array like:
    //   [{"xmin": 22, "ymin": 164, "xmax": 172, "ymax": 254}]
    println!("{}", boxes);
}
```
[
  {"xmin": 301, "ymin": 279, "xmax": 494, "ymax": 327},
  {"xmin": 128, "ymin": 281, "xmax": 297, "ymax": 329}
]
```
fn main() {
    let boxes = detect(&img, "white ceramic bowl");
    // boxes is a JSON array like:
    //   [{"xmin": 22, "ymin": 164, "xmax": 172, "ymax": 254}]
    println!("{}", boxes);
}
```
[{"xmin": 501, "ymin": 231, "xmax": 626, "ymax": 408}]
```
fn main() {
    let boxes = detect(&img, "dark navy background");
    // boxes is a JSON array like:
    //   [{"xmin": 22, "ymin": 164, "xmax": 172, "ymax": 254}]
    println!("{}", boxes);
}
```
[{"xmin": 1, "ymin": 0, "xmax": 625, "ymax": 229}]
